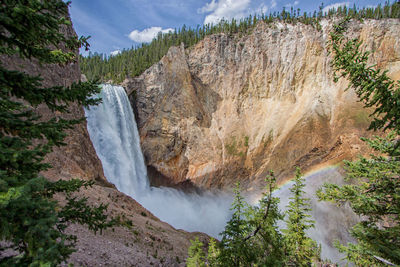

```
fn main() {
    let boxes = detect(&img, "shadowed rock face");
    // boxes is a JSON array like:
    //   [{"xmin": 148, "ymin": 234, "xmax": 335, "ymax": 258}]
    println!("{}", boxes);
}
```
[
  {"xmin": 125, "ymin": 44, "xmax": 221, "ymax": 183},
  {"xmin": 126, "ymin": 19, "xmax": 400, "ymax": 189},
  {"xmin": 0, "ymin": 19, "xmax": 107, "ymax": 185},
  {"xmin": 1, "ymin": 14, "xmax": 201, "ymax": 266}
]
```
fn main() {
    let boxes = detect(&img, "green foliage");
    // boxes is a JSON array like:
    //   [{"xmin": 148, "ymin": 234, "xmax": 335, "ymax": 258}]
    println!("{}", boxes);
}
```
[
  {"xmin": 81, "ymin": 2, "xmax": 400, "ymax": 84},
  {"xmin": 318, "ymin": 17, "xmax": 400, "ymax": 266},
  {"xmin": 329, "ymin": 16, "xmax": 400, "ymax": 133},
  {"xmin": 318, "ymin": 132, "xmax": 400, "ymax": 266},
  {"xmin": 186, "ymin": 238, "xmax": 206, "ymax": 267},
  {"xmin": 225, "ymin": 138, "xmax": 238, "ymax": 156},
  {"xmin": 225, "ymin": 136, "xmax": 249, "ymax": 158},
  {"xmin": 206, "ymin": 238, "xmax": 219, "ymax": 266},
  {"xmin": 187, "ymin": 171, "xmax": 322, "ymax": 266},
  {"xmin": 283, "ymin": 168, "xmax": 320, "ymax": 266},
  {"xmin": 245, "ymin": 173, "xmax": 286, "ymax": 266},
  {"xmin": 217, "ymin": 183, "xmax": 255, "ymax": 266},
  {"xmin": 244, "ymin": 136, "xmax": 249, "ymax": 147},
  {"xmin": 353, "ymin": 109, "xmax": 371, "ymax": 128},
  {"xmin": 0, "ymin": 1, "xmax": 116, "ymax": 265}
]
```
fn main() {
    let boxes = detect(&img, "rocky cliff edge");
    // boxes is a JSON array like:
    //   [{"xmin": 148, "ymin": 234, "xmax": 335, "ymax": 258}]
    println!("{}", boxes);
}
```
[
  {"xmin": 0, "ymin": 14, "xmax": 204, "ymax": 266},
  {"xmin": 126, "ymin": 19, "xmax": 400, "ymax": 190}
]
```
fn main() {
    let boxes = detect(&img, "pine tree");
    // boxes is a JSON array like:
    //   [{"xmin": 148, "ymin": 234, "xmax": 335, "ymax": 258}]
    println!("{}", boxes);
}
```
[
  {"xmin": 80, "ymin": 2, "xmax": 399, "ymax": 83},
  {"xmin": 317, "ymin": 18, "xmax": 400, "ymax": 266},
  {"xmin": 217, "ymin": 182, "xmax": 255, "ymax": 266},
  {"xmin": 186, "ymin": 237, "xmax": 206, "ymax": 267},
  {"xmin": 188, "ymin": 175, "xmax": 286, "ymax": 266},
  {"xmin": 283, "ymin": 168, "xmax": 320, "ymax": 266},
  {"xmin": 0, "ymin": 1, "xmax": 116, "ymax": 265},
  {"xmin": 244, "ymin": 172, "xmax": 285, "ymax": 266},
  {"xmin": 206, "ymin": 238, "xmax": 220, "ymax": 266}
]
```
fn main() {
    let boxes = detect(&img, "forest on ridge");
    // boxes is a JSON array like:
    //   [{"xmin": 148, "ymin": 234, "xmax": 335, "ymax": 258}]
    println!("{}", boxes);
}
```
[
  {"xmin": 80, "ymin": 1, "xmax": 400, "ymax": 83},
  {"xmin": 1, "ymin": 0, "xmax": 399, "ymax": 266}
]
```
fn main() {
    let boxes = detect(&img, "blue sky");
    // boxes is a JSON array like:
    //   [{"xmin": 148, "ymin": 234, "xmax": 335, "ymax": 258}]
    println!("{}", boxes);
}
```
[{"xmin": 69, "ymin": 0, "xmax": 388, "ymax": 56}]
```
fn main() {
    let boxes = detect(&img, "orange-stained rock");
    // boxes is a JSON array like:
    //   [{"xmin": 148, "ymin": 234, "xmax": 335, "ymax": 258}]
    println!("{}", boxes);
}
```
[{"xmin": 127, "ymin": 19, "xmax": 400, "ymax": 189}]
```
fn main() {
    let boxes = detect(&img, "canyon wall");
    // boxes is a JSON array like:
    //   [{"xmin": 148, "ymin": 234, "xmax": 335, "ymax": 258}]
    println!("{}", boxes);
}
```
[
  {"xmin": 0, "ymin": 13, "xmax": 202, "ymax": 266},
  {"xmin": 0, "ymin": 19, "xmax": 106, "ymax": 185},
  {"xmin": 126, "ymin": 19, "xmax": 400, "ymax": 190}
]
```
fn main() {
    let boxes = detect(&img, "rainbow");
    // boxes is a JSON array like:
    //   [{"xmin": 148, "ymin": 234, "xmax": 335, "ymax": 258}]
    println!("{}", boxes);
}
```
[
  {"xmin": 248, "ymin": 162, "xmax": 344, "ymax": 205},
  {"xmin": 277, "ymin": 162, "xmax": 343, "ymax": 189},
  {"xmin": 303, "ymin": 163, "xmax": 342, "ymax": 179}
]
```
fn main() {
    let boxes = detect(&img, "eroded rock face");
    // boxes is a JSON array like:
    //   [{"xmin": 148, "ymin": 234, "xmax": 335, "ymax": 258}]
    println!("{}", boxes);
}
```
[
  {"xmin": 1, "ymin": 13, "xmax": 201, "ymax": 267},
  {"xmin": 127, "ymin": 19, "xmax": 400, "ymax": 189},
  {"xmin": 0, "ymin": 20, "xmax": 107, "ymax": 185},
  {"xmin": 125, "ymin": 44, "xmax": 221, "ymax": 183}
]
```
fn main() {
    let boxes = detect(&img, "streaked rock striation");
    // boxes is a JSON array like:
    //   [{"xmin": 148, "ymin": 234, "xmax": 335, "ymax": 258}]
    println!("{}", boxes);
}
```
[{"xmin": 126, "ymin": 19, "xmax": 400, "ymax": 189}]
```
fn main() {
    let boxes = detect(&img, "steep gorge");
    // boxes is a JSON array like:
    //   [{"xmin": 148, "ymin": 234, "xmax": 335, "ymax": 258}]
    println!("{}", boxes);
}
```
[
  {"xmin": 125, "ymin": 19, "xmax": 400, "ymax": 191},
  {"xmin": 4, "ymin": 11, "xmax": 400, "ymax": 265},
  {"xmin": 0, "ymin": 15, "xmax": 206, "ymax": 266}
]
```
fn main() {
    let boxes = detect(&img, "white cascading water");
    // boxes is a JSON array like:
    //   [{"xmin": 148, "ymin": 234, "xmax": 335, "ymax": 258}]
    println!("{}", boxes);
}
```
[
  {"xmin": 85, "ymin": 84, "xmax": 358, "ymax": 263},
  {"xmin": 85, "ymin": 84, "xmax": 233, "ymax": 237},
  {"xmin": 84, "ymin": 84, "xmax": 149, "ymax": 196}
]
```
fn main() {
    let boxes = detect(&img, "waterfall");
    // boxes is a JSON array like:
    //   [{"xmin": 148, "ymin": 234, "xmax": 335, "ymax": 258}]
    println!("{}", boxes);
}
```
[
  {"xmin": 85, "ymin": 84, "xmax": 357, "ymax": 263},
  {"xmin": 85, "ymin": 84, "xmax": 233, "ymax": 237},
  {"xmin": 85, "ymin": 84, "xmax": 149, "ymax": 197}
]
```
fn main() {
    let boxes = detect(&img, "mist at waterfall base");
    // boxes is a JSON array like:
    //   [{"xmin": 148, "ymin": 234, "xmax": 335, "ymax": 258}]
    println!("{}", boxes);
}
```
[
  {"xmin": 85, "ymin": 84, "xmax": 233, "ymax": 237},
  {"xmin": 85, "ymin": 84, "xmax": 358, "ymax": 263},
  {"xmin": 272, "ymin": 167, "xmax": 358, "ymax": 263}
]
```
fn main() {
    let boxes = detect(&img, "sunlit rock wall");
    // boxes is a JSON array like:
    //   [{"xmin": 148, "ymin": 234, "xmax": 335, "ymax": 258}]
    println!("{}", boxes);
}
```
[{"xmin": 127, "ymin": 19, "xmax": 400, "ymax": 189}]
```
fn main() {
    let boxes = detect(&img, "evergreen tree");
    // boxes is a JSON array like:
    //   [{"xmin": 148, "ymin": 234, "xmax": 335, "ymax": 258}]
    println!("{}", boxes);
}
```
[
  {"xmin": 318, "ymin": 18, "xmax": 400, "ymax": 266},
  {"xmin": 187, "ymin": 174, "xmax": 286, "ymax": 266},
  {"xmin": 244, "ymin": 172, "xmax": 285, "ymax": 266},
  {"xmin": 81, "ymin": 2, "xmax": 400, "ymax": 84},
  {"xmin": 186, "ymin": 237, "xmax": 206, "ymax": 267},
  {"xmin": 206, "ymin": 238, "xmax": 220, "ymax": 266},
  {"xmin": 283, "ymin": 168, "xmax": 320, "ymax": 266},
  {"xmin": 0, "ymin": 1, "xmax": 116, "ymax": 265},
  {"xmin": 217, "ymin": 182, "xmax": 255, "ymax": 266}
]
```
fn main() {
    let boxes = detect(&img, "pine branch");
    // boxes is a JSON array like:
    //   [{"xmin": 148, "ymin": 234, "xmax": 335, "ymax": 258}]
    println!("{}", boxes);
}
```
[{"xmin": 243, "ymin": 179, "xmax": 273, "ymax": 241}]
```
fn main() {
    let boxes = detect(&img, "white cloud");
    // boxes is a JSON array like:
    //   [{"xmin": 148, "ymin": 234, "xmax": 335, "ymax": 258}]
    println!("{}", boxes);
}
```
[
  {"xmin": 323, "ymin": 2, "xmax": 350, "ymax": 13},
  {"xmin": 285, "ymin": 1, "xmax": 300, "ymax": 8},
  {"xmin": 256, "ymin": 3, "xmax": 268, "ymax": 14},
  {"xmin": 198, "ymin": 0, "xmax": 252, "ymax": 25},
  {"xmin": 128, "ymin": 27, "xmax": 174, "ymax": 43},
  {"xmin": 110, "ymin": 50, "xmax": 121, "ymax": 56},
  {"xmin": 198, "ymin": 0, "xmax": 219, "ymax": 13},
  {"xmin": 271, "ymin": 0, "xmax": 277, "ymax": 9}
]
